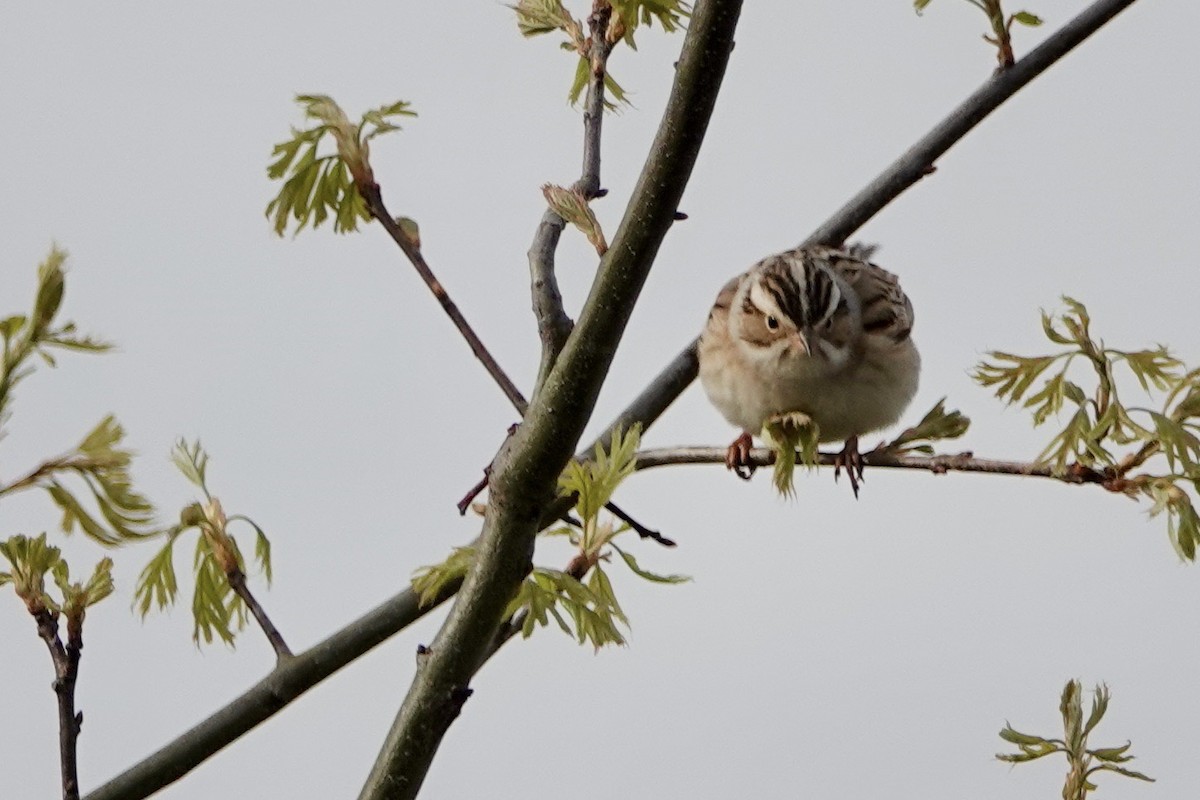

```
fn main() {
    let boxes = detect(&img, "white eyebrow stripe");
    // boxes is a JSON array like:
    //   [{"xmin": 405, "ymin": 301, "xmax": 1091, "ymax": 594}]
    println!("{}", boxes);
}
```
[{"xmin": 747, "ymin": 280, "xmax": 785, "ymax": 321}]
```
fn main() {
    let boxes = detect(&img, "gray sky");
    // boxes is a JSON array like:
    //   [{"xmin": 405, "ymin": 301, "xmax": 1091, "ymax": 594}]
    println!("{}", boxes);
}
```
[{"xmin": 3, "ymin": 2, "xmax": 1198, "ymax": 798}]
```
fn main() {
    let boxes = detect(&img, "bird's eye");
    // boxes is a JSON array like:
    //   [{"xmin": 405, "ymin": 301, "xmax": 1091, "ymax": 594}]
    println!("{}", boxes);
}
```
[{"xmin": 766, "ymin": 315, "xmax": 779, "ymax": 331}]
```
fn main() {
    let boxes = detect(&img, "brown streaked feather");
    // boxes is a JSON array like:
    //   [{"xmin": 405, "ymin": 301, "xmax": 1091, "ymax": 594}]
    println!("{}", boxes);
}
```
[{"xmin": 823, "ymin": 251, "xmax": 914, "ymax": 342}]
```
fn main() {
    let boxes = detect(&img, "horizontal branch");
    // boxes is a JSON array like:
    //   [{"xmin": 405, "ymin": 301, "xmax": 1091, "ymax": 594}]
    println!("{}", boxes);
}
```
[{"xmin": 632, "ymin": 446, "xmax": 1118, "ymax": 487}]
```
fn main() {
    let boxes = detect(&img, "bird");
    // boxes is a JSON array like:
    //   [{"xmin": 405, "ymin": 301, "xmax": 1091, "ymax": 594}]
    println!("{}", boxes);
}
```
[{"xmin": 697, "ymin": 244, "xmax": 920, "ymax": 495}]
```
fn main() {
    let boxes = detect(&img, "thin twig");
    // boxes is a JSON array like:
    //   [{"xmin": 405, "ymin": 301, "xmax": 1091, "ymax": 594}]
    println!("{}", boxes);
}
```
[
  {"xmin": 359, "ymin": 183, "xmax": 528, "ymax": 412},
  {"xmin": 606, "ymin": 501, "xmax": 676, "ymax": 547},
  {"xmin": 35, "ymin": 609, "xmax": 83, "ymax": 800},
  {"xmin": 226, "ymin": 568, "xmax": 292, "ymax": 662},
  {"xmin": 361, "ymin": 177, "xmax": 656, "ymax": 537},
  {"xmin": 0, "ymin": 452, "xmax": 80, "ymax": 498}
]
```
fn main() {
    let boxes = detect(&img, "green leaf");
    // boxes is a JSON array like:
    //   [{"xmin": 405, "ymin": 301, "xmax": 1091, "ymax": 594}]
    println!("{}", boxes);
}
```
[
  {"xmin": 0, "ymin": 314, "xmax": 25, "ymax": 342},
  {"xmin": 998, "ymin": 724, "xmax": 1052, "ymax": 747},
  {"xmin": 557, "ymin": 424, "xmax": 641, "ymax": 522},
  {"xmin": 884, "ymin": 398, "xmax": 971, "ymax": 454},
  {"xmin": 1011, "ymin": 11, "xmax": 1043, "ymax": 26},
  {"xmin": 0, "ymin": 533, "xmax": 63, "ymax": 612},
  {"xmin": 762, "ymin": 412, "xmax": 820, "ymax": 497},
  {"xmin": 171, "ymin": 439, "xmax": 210, "ymax": 493},
  {"xmin": 1089, "ymin": 742, "xmax": 1133, "ymax": 763},
  {"xmin": 610, "ymin": 542, "xmax": 690, "ymax": 584},
  {"xmin": 1095, "ymin": 765, "xmax": 1155, "ymax": 783},
  {"xmin": 611, "ymin": 0, "xmax": 690, "ymax": 49},
  {"xmin": 973, "ymin": 352, "xmax": 1060, "ymax": 404},
  {"xmin": 412, "ymin": 546, "xmax": 475, "ymax": 607},
  {"xmin": 266, "ymin": 94, "xmax": 415, "ymax": 237},
  {"xmin": 133, "ymin": 531, "xmax": 181, "ymax": 616},
  {"xmin": 510, "ymin": 0, "xmax": 576, "ymax": 37},
  {"xmin": 541, "ymin": 183, "xmax": 607, "ymax": 253},
  {"xmin": 1083, "ymin": 683, "xmax": 1110, "ymax": 736},
  {"xmin": 1115, "ymin": 346, "xmax": 1182, "ymax": 392},
  {"xmin": 567, "ymin": 54, "xmax": 589, "ymax": 106},
  {"xmin": 32, "ymin": 246, "xmax": 68, "ymax": 333},
  {"xmin": 913, "ymin": 0, "xmax": 934, "ymax": 12}
]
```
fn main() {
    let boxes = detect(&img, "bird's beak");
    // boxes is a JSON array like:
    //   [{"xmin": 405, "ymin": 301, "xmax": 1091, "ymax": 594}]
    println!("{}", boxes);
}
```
[{"xmin": 792, "ymin": 328, "xmax": 812, "ymax": 356}]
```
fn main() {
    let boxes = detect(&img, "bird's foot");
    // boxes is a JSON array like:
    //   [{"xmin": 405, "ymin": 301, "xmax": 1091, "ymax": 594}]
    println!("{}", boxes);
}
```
[
  {"xmin": 725, "ymin": 432, "xmax": 756, "ymax": 480},
  {"xmin": 833, "ymin": 435, "xmax": 865, "ymax": 498}
]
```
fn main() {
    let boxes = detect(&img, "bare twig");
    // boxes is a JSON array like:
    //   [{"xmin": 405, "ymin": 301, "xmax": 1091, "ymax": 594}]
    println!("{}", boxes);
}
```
[
  {"xmin": 360, "ymin": 183, "xmax": 528, "ymax": 412},
  {"xmin": 606, "ymin": 501, "xmax": 676, "ymax": 547},
  {"xmin": 34, "ymin": 609, "xmax": 83, "ymax": 800},
  {"xmin": 225, "ymin": 568, "xmax": 292, "ymax": 662}
]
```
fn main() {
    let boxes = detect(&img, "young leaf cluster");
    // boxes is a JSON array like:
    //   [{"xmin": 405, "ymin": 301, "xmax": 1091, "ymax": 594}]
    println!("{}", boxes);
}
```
[
  {"xmin": 975, "ymin": 297, "xmax": 1200, "ymax": 560},
  {"xmin": 412, "ymin": 426, "xmax": 686, "ymax": 650},
  {"xmin": 1, "ymin": 250, "xmax": 156, "ymax": 547},
  {"xmin": 0, "ymin": 533, "xmax": 113, "ymax": 631},
  {"xmin": 997, "ymin": 680, "xmax": 1152, "ymax": 799},
  {"xmin": 266, "ymin": 95, "xmax": 416, "ymax": 236},
  {"xmin": 1, "ymin": 247, "xmax": 114, "ymax": 432},
  {"xmin": 762, "ymin": 412, "xmax": 821, "ymax": 497},
  {"xmin": 510, "ymin": 0, "xmax": 690, "ymax": 107},
  {"xmin": 914, "ymin": 0, "xmax": 1043, "ymax": 67},
  {"xmin": 879, "ymin": 398, "xmax": 972, "ymax": 457},
  {"xmin": 542, "ymin": 183, "xmax": 607, "ymax": 254},
  {"xmin": 134, "ymin": 440, "xmax": 273, "ymax": 646}
]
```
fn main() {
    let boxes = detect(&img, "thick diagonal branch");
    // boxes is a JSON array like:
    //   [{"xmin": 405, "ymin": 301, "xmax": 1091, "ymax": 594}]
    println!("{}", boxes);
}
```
[{"xmin": 357, "ymin": 3, "xmax": 743, "ymax": 798}]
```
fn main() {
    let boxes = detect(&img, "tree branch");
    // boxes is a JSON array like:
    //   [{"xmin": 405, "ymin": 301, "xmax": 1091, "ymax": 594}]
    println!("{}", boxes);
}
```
[
  {"xmin": 529, "ymin": 3, "xmax": 615, "ymax": 396},
  {"xmin": 226, "ymin": 568, "xmax": 292, "ymax": 662},
  {"xmin": 83, "ymin": 581, "xmax": 459, "ymax": 800},
  {"xmin": 35, "ymin": 609, "xmax": 83, "ymax": 800},
  {"xmin": 360, "ymin": 186, "xmax": 529, "ymax": 413},
  {"xmin": 632, "ymin": 445, "xmax": 1124, "ymax": 489},
  {"xmin": 357, "ymin": 2, "xmax": 744, "ymax": 797},
  {"xmin": 803, "ymin": 0, "xmax": 1139, "ymax": 248}
]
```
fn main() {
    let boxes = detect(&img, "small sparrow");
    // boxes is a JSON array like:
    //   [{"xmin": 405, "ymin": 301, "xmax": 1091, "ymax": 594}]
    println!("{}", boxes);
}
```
[{"xmin": 698, "ymin": 244, "xmax": 920, "ymax": 494}]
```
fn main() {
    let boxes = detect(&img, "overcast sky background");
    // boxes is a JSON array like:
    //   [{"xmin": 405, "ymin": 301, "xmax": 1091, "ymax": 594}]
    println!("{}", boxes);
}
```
[{"xmin": 2, "ymin": 2, "xmax": 1198, "ymax": 798}]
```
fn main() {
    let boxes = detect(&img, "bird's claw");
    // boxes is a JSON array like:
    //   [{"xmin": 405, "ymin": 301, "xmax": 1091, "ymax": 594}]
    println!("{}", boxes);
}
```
[
  {"xmin": 725, "ymin": 432, "xmax": 756, "ymax": 480},
  {"xmin": 833, "ymin": 435, "xmax": 865, "ymax": 498}
]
